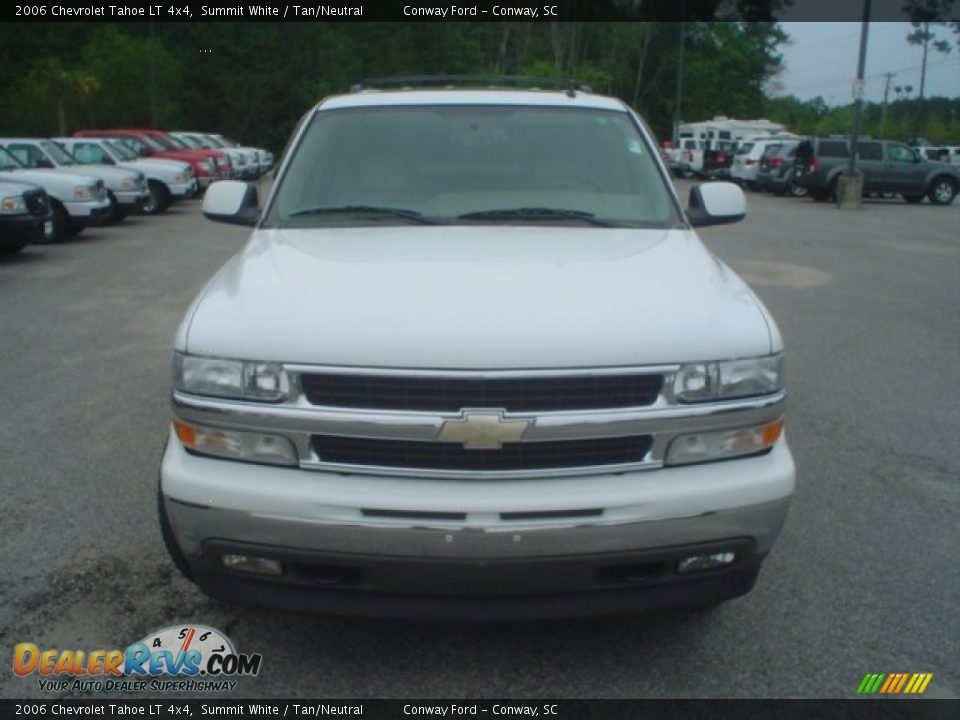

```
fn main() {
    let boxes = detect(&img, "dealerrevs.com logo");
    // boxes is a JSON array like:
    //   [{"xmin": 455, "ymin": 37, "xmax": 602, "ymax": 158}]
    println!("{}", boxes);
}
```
[{"xmin": 13, "ymin": 625, "xmax": 262, "ymax": 693}]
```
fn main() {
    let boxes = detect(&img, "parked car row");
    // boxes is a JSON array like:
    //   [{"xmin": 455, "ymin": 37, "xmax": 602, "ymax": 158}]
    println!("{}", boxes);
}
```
[
  {"xmin": 0, "ymin": 129, "xmax": 274, "ymax": 254},
  {"xmin": 693, "ymin": 134, "xmax": 959, "ymax": 206}
]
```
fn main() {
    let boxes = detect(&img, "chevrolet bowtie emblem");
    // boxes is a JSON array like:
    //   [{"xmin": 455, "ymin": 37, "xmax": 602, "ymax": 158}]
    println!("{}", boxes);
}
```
[{"xmin": 435, "ymin": 411, "xmax": 532, "ymax": 450}]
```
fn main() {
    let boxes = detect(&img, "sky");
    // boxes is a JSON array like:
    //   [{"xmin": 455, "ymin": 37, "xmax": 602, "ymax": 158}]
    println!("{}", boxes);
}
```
[{"xmin": 774, "ymin": 22, "xmax": 960, "ymax": 106}]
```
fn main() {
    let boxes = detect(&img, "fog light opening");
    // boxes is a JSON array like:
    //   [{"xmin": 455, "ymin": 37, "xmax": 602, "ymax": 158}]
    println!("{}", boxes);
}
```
[
  {"xmin": 677, "ymin": 551, "xmax": 737, "ymax": 574},
  {"xmin": 221, "ymin": 553, "xmax": 283, "ymax": 576}
]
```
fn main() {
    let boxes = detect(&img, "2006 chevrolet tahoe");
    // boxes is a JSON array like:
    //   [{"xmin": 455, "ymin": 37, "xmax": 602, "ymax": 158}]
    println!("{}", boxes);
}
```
[{"xmin": 159, "ymin": 79, "xmax": 795, "ymax": 620}]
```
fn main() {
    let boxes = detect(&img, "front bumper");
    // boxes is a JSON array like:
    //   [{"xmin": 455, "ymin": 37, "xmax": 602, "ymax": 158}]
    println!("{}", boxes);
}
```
[
  {"xmin": 114, "ymin": 189, "xmax": 149, "ymax": 209},
  {"xmin": 63, "ymin": 200, "xmax": 111, "ymax": 223},
  {"xmin": 169, "ymin": 180, "xmax": 196, "ymax": 200},
  {"xmin": 0, "ymin": 213, "xmax": 47, "ymax": 247},
  {"xmin": 160, "ymin": 431, "xmax": 794, "ymax": 618}
]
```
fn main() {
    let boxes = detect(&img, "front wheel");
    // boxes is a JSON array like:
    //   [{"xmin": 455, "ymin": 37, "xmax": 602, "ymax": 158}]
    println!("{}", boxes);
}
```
[
  {"xmin": 38, "ymin": 203, "xmax": 69, "ymax": 243},
  {"xmin": 927, "ymin": 177, "xmax": 957, "ymax": 205},
  {"xmin": 142, "ymin": 180, "xmax": 169, "ymax": 215},
  {"xmin": 0, "ymin": 242, "xmax": 27, "ymax": 255}
]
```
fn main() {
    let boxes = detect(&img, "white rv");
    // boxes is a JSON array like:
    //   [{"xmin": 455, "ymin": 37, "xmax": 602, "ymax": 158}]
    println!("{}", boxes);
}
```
[{"xmin": 671, "ymin": 117, "xmax": 787, "ymax": 177}]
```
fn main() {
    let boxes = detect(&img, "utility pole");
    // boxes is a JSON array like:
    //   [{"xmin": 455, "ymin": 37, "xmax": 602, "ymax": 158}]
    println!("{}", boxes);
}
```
[
  {"xmin": 672, "ymin": 16, "xmax": 686, "ymax": 145},
  {"xmin": 838, "ymin": 0, "xmax": 871, "ymax": 209},
  {"xmin": 913, "ymin": 22, "xmax": 930, "ymax": 144},
  {"xmin": 149, "ymin": 21, "xmax": 158, "ymax": 127},
  {"xmin": 880, "ymin": 72, "xmax": 894, "ymax": 139}
]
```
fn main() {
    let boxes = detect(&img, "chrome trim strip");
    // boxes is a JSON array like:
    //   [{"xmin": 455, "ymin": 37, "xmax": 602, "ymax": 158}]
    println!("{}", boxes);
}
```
[
  {"xmin": 172, "ymin": 390, "xmax": 785, "ymax": 442},
  {"xmin": 284, "ymin": 363, "xmax": 681, "ymax": 379},
  {"xmin": 298, "ymin": 458, "xmax": 663, "ymax": 480}
]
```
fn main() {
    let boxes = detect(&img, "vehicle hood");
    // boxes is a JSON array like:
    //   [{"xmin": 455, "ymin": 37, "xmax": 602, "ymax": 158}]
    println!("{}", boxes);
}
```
[
  {"xmin": 183, "ymin": 227, "xmax": 775, "ymax": 368},
  {"xmin": 63, "ymin": 164, "xmax": 138, "ymax": 184},
  {"xmin": 122, "ymin": 159, "xmax": 190, "ymax": 174},
  {"xmin": 0, "ymin": 177, "xmax": 42, "ymax": 193},
  {"xmin": 0, "ymin": 167, "xmax": 104, "ymax": 190}
]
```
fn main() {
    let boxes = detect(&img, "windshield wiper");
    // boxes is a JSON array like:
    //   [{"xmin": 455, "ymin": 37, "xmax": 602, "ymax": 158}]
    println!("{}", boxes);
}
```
[
  {"xmin": 288, "ymin": 205, "xmax": 440, "ymax": 224},
  {"xmin": 457, "ymin": 207, "xmax": 614, "ymax": 227}
]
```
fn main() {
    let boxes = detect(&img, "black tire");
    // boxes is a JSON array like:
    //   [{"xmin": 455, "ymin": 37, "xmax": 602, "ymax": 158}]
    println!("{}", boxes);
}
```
[
  {"xmin": 903, "ymin": 193, "xmax": 925, "ymax": 204},
  {"xmin": 157, "ymin": 477, "xmax": 195, "ymax": 582},
  {"xmin": 0, "ymin": 242, "xmax": 27, "ymax": 255},
  {"xmin": 142, "ymin": 180, "xmax": 170, "ymax": 215},
  {"xmin": 39, "ymin": 202, "xmax": 69, "ymax": 243},
  {"xmin": 827, "ymin": 177, "xmax": 839, "ymax": 201},
  {"xmin": 927, "ymin": 176, "xmax": 957, "ymax": 206},
  {"xmin": 106, "ymin": 191, "xmax": 124, "ymax": 223}
]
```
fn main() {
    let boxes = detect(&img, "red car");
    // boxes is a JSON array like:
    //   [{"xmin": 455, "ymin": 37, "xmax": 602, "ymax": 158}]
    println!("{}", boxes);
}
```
[{"xmin": 73, "ymin": 129, "xmax": 231, "ymax": 190}]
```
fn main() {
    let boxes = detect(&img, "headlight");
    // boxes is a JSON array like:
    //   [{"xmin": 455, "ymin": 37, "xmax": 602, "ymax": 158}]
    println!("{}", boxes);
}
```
[
  {"xmin": 173, "ymin": 352, "xmax": 289, "ymax": 401},
  {"xmin": 666, "ymin": 418, "xmax": 784, "ymax": 466},
  {"xmin": 120, "ymin": 178, "xmax": 135, "ymax": 189},
  {"xmin": 73, "ymin": 185, "xmax": 93, "ymax": 200},
  {"xmin": 173, "ymin": 419, "xmax": 297, "ymax": 466},
  {"xmin": 673, "ymin": 354, "xmax": 784, "ymax": 403},
  {"xmin": 0, "ymin": 195, "xmax": 27, "ymax": 214},
  {"xmin": 172, "ymin": 173, "xmax": 184, "ymax": 182}
]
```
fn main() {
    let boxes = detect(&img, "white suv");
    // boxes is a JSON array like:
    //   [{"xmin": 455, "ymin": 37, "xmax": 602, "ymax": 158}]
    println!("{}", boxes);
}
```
[
  {"xmin": 160, "ymin": 80, "xmax": 795, "ymax": 619},
  {"xmin": 731, "ymin": 134, "xmax": 799, "ymax": 189}
]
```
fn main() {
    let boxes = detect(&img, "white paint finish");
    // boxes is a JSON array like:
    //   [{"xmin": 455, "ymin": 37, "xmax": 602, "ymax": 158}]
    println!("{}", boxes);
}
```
[
  {"xmin": 698, "ymin": 182, "xmax": 748, "ymax": 220},
  {"xmin": 182, "ymin": 226, "xmax": 775, "ymax": 367},
  {"xmin": 162, "ymin": 426, "xmax": 794, "ymax": 523},
  {"xmin": 201, "ymin": 180, "xmax": 249, "ymax": 216}
]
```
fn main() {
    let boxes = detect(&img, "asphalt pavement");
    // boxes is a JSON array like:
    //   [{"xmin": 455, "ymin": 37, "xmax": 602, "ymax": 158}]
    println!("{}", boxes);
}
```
[{"xmin": 1, "ymin": 184, "xmax": 957, "ymax": 699}]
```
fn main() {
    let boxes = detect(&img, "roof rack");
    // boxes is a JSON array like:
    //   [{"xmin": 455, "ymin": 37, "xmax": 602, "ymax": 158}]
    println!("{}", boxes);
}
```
[{"xmin": 350, "ymin": 75, "xmax": 592, "ymax": 97}]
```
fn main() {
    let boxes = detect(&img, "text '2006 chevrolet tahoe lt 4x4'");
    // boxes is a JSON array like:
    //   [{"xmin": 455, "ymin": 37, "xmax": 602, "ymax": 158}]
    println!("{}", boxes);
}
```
[{"xmin": 160, "ymin": 78, "xmax": 795, "ymax": 620}]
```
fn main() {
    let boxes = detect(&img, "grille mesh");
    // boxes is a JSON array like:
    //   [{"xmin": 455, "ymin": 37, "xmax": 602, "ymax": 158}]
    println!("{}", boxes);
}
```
[
  {"xmin": 300, "ymin": 373, "xmax": 663, "ymax": 412},
  {"xmin": 312, "ymin": 434, "xmax": 653, "ymax": 472}
]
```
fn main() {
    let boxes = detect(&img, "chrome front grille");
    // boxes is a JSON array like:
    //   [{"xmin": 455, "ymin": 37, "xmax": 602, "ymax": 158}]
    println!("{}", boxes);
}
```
[
  {"xmin": 300, "ymin": 372, "xmax": 663, "ymax": 413},
  {"xmin": 173, "ymin": 364, "xmax": 787, "ymax": 479},
  {"xmin": 312, "ymin": 434, "xmax": 655, "ymax": 472}
]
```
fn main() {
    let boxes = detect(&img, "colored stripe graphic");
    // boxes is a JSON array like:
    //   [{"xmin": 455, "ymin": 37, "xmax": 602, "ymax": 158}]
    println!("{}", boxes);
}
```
[
  {"xmin": 857, "ymin": 672, "xmax": 933, "ymax": 694},
  {"xmin": 857, "ymin": 673, "xmax": 885, "ymax": 694}
]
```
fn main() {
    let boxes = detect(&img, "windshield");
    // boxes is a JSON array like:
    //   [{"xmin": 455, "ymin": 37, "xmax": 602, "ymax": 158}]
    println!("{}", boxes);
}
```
[
  {"xmin": 40, "ymin": 141, "xmax": 77, "ymax": 165},
  {"xmin": 202, "ymin": 135, "xmax": 225, "ymax": 148},
  {"xmin": 165, "ymin": 134, "xmax": 189, "ymax": 150},
  {"xmin": 177, "ymin": 135, "xmax": 203, "ymax": 148},
  {"xmin": 268, "ymin": 105, "xmax": 677, "ymax": 228},
  {"xmin": 0, "ymin": 147, "xmax": 24, "ymax": 170},
  {"xmin": 106, "ymin": 140, "xmax": 135, "ymax": 160}
]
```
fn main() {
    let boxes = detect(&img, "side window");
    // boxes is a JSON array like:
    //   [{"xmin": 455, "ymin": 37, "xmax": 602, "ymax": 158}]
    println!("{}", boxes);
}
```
[
  {"xmin": 818, "ymin": 141, "xmax": 849, "ymax": 158},
  {"xmin": 856, "ymin": 142, "xmax": 882, "ymax": 161},
  {"xmin": 73, "ymin": 143, "xmax": 109, "ymax": 164},
  {"xmin": 888, "ymin": 144, "xmax": 914, "ymax": 162},
  {"xmin": 7, "ymin": 144, "xmax": 49, "ymax": 168}
]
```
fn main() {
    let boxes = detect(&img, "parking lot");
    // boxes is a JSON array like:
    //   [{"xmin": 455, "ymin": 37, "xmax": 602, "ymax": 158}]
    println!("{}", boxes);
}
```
[{"xmin": 1, "ymin": 185, "xmax": 957, "ymax": 699}]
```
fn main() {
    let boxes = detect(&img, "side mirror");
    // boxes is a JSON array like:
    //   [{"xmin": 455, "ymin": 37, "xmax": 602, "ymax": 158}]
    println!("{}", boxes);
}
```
[
  {"xmin": 202, "ymin": 180, "xmax": 259, "ymax": 226},
  {"xmin": 687, "ymin": 182, "xmax": 746, "ymax": 227}
]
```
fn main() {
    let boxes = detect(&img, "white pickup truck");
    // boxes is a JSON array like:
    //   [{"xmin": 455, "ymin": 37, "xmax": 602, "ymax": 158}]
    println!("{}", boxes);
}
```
[
  {"xmin": 160, "ymin": 81, "xmax": 795, "ymax": 620},
  {"xmin": 0, "ymin": 145, "xmax": 110, "ymax": 242},
  {"xmin": 55, "ymin": 137, "xmax": 196, "ymax": 215},
  {"xmin": 1, "ymin": 138, "xmax": 147, "ymax": 222}
]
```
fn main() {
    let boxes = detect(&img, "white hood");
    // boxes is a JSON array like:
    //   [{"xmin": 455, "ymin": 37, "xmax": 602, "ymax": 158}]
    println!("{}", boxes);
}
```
[{"xmin": 181, "ymin": 226, "xmax": 775, "ymax": 369}]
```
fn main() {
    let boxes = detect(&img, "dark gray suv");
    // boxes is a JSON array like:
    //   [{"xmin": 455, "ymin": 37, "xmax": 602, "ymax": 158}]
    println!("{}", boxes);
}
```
[{"xmin": 794, "ymin": 138, "xmax": 960, "ymax": 205}]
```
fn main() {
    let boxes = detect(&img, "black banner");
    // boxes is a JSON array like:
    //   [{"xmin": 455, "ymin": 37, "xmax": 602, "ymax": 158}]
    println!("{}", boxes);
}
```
[{"xmin": 3, "ymin": 0, "xmax": 959, "ymax": 23}]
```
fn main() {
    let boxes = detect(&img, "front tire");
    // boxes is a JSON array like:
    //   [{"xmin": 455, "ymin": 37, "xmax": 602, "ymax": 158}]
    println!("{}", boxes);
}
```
[
  {"xmin": 927, "ymin": 176, "xmax": 957, "ymax": 205},
  {"xmin": 142, "ymin": 180, "xmax": 169, "ymax": 215},
  {"xmin": 39, "ymin": 202, "xmax": 69, "ymax": 243},
  {"xmin": 0, "ymin": 242, "xmax": 27, "ymax": 255}
]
